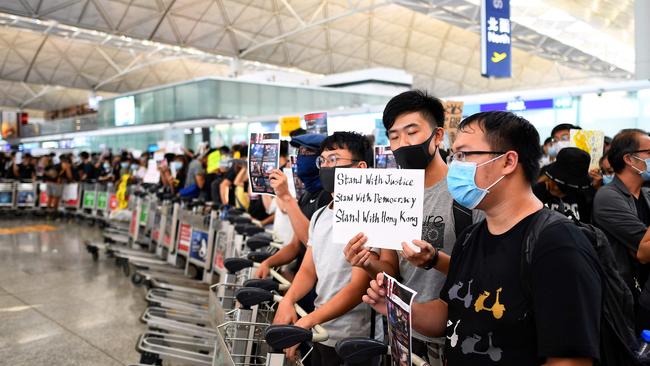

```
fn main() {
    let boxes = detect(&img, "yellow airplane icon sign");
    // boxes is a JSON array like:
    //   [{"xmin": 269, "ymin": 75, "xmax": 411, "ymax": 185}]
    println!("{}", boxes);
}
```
[{"xmin": 491, "ymin": 52, "xmax": 507, "ymax": 63}]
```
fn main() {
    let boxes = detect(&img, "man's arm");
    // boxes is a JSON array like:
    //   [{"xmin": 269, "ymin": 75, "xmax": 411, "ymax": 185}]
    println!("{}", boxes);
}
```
[
  {"xmin": 220, "ymin": 179, "xmax": 232, "ymax": 205},
  {"xmin": 363, "ymin": 272, "xmax": 448, "ymax": 337},
  {"xmin": 269, "ymin": 169, "xmax": 310, "ymax": 244},
  {"xmin": 637, "ymin": 227, "xmax": 650, "ymax": 263},
  {"xmin": 298, "ymin": 266, "xmax": 371, "ymax": 328},
  {"xmin": 274, "ymin": 246, "xmax": 318, "ymax": 325},
  {"xmin": 255, "ymin": 234, "xmax": 302, "ymax": 278},
  {"xmin": 593, "ymin": 189, "xmax": 646, "ymax": 254}
]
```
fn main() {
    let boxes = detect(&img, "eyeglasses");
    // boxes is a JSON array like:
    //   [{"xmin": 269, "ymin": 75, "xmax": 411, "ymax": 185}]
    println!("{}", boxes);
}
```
[
  {"xmin": 316, "ymin": 155, "xmax": 360, "ymax": 169},
  {"xmin": 631, "ymin": 149, "xmax": 650, "ymax": 154},
  {"xmin": 447, "ymin": 151, "xmax": 506, "ymax": 164}
]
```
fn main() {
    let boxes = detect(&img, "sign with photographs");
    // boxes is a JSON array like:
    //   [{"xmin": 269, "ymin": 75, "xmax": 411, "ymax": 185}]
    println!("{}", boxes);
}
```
[
  {"xmin": 305, "ymin": 112, "xmax": 327, "ymax": 135},
  {"xmin": 374, "ymin": 146, "xmax": 398, "ymax": 169},
  {"xmin": 444, "ymin": 101, "xmax": 464, "ymax": 130},
  {"xmin": 248, "ymin": 132, "xmax": 281, "ymax": 195},
  {"xmin": 384, "ymin": 273, "xmax": 417, "ymax": 366},
  {"xmin": 570, "ymin": 129, "xmax": 604, "ymax": 170}
]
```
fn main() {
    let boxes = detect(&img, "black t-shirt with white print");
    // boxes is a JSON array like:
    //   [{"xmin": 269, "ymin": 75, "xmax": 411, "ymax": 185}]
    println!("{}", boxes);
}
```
[{"xmin": 440, "ymin": 212, "xmax": 601, "ymax": 366}]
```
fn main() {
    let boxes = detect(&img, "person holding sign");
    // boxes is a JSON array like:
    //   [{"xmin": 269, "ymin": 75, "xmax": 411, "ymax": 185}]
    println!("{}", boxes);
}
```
[
  {"xmin": 255, "ymin": 134, "xmax": 332, "ymax": 280},
  {"xmin": 344, "ymin": 90, "xmax": 482, "ymax": 365},
  {"xmin": 274, "ymin": 132, "xmax": 377, "ymax": 366},
  {"xmin": 364, "ymin": 111, "xmax": 602, "ymax": 366}
]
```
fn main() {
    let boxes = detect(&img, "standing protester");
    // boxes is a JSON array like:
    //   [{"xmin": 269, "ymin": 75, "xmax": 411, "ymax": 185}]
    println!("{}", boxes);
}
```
[
  {"xmin": 364, "ymin": 111, "xmax": 602, "ymax": 366},
  {"xmin": 593, "ymin": 129, "xmax": 650, "ymax": 331},
  {"xmin": 78, "ymin": 151, "xmax": 97, "ymax": 182},
  {"xmin": 273, "ymin": 132, "xmax": 376, "ymax": 365},
  {"xmin": 344, "ymin": 90, "xmax": 482, "ymax": 365},
  {"xmin": 533, "ymin": 147, "xmax": 595, "ymax": 223}
]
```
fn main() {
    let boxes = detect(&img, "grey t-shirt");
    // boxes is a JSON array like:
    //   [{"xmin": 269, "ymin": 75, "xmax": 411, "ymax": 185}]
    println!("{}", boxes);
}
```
[
  {"xmin": 308, "ymin": 205, "xmax": 377, "ymax": 347},
  {"xmin": 184, "ymin": 159, "xmax": 205, "ymax": 188},
  {"xmin": 399, "ymin": 178, "xmax": 483, "ymax": 341}
]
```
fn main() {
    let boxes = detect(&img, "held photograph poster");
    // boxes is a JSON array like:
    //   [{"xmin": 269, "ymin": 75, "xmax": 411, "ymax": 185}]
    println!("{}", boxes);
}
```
[
  {"xmin": 384, "ymin": 273, "xmax": 417, "ymax": 366},
  {"xmin": 332, "ymin": 168, "xmax": 424, "ymax": 252},
  {"xmin": 444, "ymin": 100, "xmax": 464, "ymax": 130},
  {"xmin": 374, "ymin": 146, "xmax": 398, "ymax": 169},
  {"xmin": 570, "ymin": 129, "xmax": 604, "ymax": 170},
  {"xmin": 248, "ymin": 132, "xmax": 281, "ymax": 195},
  {"xmin": 304, "ymin": 112, "xmax": 327, "ymax": 135}
]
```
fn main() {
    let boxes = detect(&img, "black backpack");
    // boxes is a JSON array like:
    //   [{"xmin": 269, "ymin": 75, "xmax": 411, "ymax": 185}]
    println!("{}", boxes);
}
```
[{"xmin": 458, "ymin": 208, "xmax": 641, "ymax": 366}]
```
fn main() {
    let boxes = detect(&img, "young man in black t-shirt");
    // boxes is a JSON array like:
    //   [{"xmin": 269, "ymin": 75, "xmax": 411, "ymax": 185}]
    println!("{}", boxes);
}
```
[{"xmin": 364, "ymin": 111, "xmax": 602, "ymax": 366}]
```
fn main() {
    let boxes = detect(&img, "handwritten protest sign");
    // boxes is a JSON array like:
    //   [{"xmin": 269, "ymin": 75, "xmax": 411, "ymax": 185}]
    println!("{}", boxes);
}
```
[
  {"xmin": 279, "ymin": 116, "xmax": 301, "ymax": 137},
  {"xmin": 332, "ymin": 168, "xmax": 424, "ymax": 251},
  {"xmin": 570, "ymin": 129, "xmax": 604, "ymax": 170}
]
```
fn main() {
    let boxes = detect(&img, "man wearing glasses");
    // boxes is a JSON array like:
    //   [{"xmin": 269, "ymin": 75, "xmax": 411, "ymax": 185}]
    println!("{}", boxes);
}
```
[
  {"xmin": 344, "ymin": 90, "xmax": 483, "ymax": 365},
  {"xmin": 273, "ymin": 132, "xmax": 377, "ymax": 366},
  {"xmin": 364, "ymin": 111, "xmax": 601, "ymax": 366},
  {"xmin": 594, "ymin": 129, "xmax": 650, "ymax": 331}
]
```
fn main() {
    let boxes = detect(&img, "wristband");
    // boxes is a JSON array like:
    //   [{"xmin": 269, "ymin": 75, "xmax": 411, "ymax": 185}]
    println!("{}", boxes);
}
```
[{"xmin": 423, "ymin": 247, "xmax": 440, "ymax": 270}]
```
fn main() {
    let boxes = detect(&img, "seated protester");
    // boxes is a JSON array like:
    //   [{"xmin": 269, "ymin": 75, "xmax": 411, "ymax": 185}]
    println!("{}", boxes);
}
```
[
  {"xmin": 254, "ymin": 134, "xmax": 332, "ymax": 280},
  {"xmin": 589, "ymin": 154, "xmax": 614, "ymax": 190},
  {"xmin": 98, "ymin": 156, "xmax": 115, "ymax": 183},
  {"xmin": 18, "ymin": 153, "xmax": 35, "ymax": 180},
  {"xmin": 594, "ymin": 129, "xmax": 650, "ymax": 331},
  {"xmin": 78, "ymin": 151, "xmax": 97, "ymax": 182},
  {"xmin": 220, "ymin": 145, "xmax": 245, "ymax": 206},
  {"xmin": 533, "ymin": 147, "xmax": 595, "ymax": 223},
  {"xmin": 364, "ymin": 111, "xmax": 602, "ymax": 366},
  {"xmin": 273, "ymin": 132, "xmax": 376, "ymax": 366},
  {"xmin": 344, "ymin": 90, "xmax": 482, "ymax": 365}
]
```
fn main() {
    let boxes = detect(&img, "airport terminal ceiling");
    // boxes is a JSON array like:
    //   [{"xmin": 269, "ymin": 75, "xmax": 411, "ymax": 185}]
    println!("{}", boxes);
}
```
[{"xmin": 0, "ymin": 0, "xmax": 637, "ymax": 112}]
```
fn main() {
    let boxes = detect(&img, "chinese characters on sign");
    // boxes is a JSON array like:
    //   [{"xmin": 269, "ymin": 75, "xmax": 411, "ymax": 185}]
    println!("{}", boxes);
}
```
[{"xmin": 481, "ymin": 0, "xmax": 511, "ymax": 78}]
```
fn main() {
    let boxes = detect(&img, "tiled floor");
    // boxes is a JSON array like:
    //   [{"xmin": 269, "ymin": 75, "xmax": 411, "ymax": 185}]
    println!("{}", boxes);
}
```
[{"xmin": 0, "ymin": 216, "xmax": 148, "ymax": 366}]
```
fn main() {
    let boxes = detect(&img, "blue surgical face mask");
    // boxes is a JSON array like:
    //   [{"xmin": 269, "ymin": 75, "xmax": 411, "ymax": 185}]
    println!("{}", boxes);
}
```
[
  {"xmin": 447, "ymin": 154, "xmax": 506, "ymax": 209},
  {"xmin": 171, "ymin": 161, "xmax": 183, "ymax": 171},
  {"xmin": 602, "ymin": 174, "xmax": 614, "ymax": 185},
  {"xmin": 296, "ymin": 154, "xmax": 322, "ymax": 193},
  {"xmin": 120, "ymin": 162, "xmax": 129, "ymax": 169},
  {"xmin": 632, "ymin": 156, "xmax": 650, "ymax": 181},
  {"xmin": 102, "ymin": 162, "xmax": 110, "ymax": 170}
]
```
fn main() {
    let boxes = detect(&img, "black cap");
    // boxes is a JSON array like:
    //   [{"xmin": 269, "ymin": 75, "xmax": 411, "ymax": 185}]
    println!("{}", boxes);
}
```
[{"xmin": 545, "ymin": 147, "xmax": 591, "ymax": 189}]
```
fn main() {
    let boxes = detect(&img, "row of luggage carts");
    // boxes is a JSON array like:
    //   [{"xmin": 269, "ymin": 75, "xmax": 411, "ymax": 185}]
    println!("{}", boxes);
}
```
[
  {"xmin": 0, "ymin": 179, "xmax": 119, "ymax": 223},
  {"xmin": 84, "ymin": 184, "xmax": 429, "ymax": 366}
]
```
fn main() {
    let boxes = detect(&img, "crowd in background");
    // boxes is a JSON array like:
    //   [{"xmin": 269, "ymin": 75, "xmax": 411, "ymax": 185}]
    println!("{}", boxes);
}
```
[{"xmin": 4, "ymin": 89, "xmax": 650, "ymax": 365}]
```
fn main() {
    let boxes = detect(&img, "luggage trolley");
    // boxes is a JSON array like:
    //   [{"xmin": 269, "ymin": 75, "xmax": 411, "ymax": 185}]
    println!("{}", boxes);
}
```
[
  {"xmin": 0, "ymin": 181, "xmax": 15, "ymax": 213},
  {"xmin": 81, "ymin": 181, "xmax": 98, "ymax": 223},
  {"xmin": 15, "ymin": 181, "xmax": 37, "ymax": 214},
  {"xmin": 61, "ymin": 182, "xmax": 81, "ymax": 218},
  {"xmin": 94, "ymin": 182, "xmax": 111, "ymax": 226}
]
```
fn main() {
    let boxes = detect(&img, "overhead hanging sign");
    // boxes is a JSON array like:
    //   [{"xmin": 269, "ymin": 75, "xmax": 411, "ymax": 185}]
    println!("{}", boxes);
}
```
[{"xmin": 481, "ymin": 0, "xmax": 511, "ymax": 78}]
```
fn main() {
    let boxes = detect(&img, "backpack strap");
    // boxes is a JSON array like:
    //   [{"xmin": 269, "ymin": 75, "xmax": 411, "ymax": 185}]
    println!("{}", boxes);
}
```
[
  {"xmin": 520, "ymin": 208, "xmax": 567, "ymax": 302},
  {"xmin": 452, "ymin": 200, "xmax": 473, "ymax": 239}
]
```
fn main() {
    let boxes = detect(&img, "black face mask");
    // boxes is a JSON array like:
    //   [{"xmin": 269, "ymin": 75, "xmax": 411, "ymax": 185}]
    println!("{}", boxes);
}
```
[
  {"xmin": 392, "ymin": 130, "xmax": 438, "ymax": 170},
  {"xmin": 319, "ymin": 164, "xmax": 354, "ymax": 193}
]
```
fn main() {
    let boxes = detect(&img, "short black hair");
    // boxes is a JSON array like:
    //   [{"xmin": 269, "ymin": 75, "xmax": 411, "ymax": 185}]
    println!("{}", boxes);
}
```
[
  {"xmin": 550, "ymin": 123, "xmax": 580, "ymax": 138},
  {"xmin": 290, "ymin": 128, "xmax": 307, "ymax": 138},
  {"xmin": 382, "ymin": 90, "xmax": 445, "ymax": 133},
  {"xmin": 219, "ymin": 146, "xmax": 231, "ymax": 155},
  {"xmin": 80, "ymin": 151, "xmax": 89, "ymax": 159},
  {"xmin": 459, "ymin": 111, "xmax": 542, "ymax": 183},
  {"xmin": 280, "ymin": 141, "xmax": 289, "ymax": 158},
  {"xmin": 608, "ymin": 129, "xmax": 647, "ymax": 174},
  {"xmin": 320, "ymin": 131, "xmax": 373, "ymax": 167},
  {"xmin": 543, "ymin": 137, "xmax": 553, "ymax": 145}
]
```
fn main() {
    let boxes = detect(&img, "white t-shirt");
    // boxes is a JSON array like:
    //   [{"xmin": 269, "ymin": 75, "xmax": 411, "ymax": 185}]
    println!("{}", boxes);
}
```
[
  {"xmin": 268, "ymin": 198, "xmax": 293, "ymax": 246},
  {"xmin": 307, "ymin": 205, "xmax": 377, "ymax": 347}
]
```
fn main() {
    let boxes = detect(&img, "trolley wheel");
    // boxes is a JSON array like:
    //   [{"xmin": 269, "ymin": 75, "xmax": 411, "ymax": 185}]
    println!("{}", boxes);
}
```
[
  {"xmin": 122, "ymin": 262, "xmax": 130, "ymax": 277},
  {"xmin": 131, "ymin": 272, "xmax": 144, "ymax": 286},
  {"xmin": 139, "ymin": 352, "xmax": 162, "ymax": 365}
]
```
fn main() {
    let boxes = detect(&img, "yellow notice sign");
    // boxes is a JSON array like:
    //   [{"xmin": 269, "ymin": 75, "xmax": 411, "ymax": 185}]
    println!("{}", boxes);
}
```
[
  {"xmin": 279, "ymin": 116, "xmax": 301, "ymax": 137},
  {"xmin": 0, "ymin": 225, "xmax": 58, "ymax": 235},
  {"xmin": 207, "ymin": 150, "xmax": 222, "ymax": 174}
]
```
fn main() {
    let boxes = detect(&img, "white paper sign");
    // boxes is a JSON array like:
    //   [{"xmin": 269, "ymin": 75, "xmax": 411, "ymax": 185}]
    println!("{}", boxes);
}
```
[
  {"xmin": 143, "ymin": 159, "xmax": 160, "ymax": 184},
  {"xmin": 332, "ymin": 168, "xmax": 424, "ymax": 251}
]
